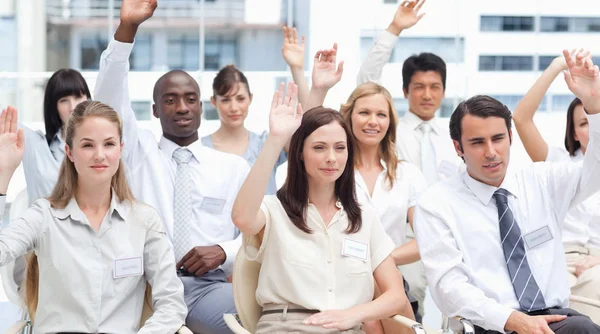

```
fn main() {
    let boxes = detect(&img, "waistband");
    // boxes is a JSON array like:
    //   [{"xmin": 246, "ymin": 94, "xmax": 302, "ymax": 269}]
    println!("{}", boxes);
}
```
[
  {"xmin": 564, "ymin": 245, "xmax": 600, "ymax": 257},
  {"xmin": 261, "ymin": 303, "xmax": 320, "ymax": 316}
]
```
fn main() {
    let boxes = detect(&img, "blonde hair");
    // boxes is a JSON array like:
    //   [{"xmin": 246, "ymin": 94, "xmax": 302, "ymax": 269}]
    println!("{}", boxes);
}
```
[
  {"xmin": 340, "ymin": 82, "xmax": 400, "ymax": 188},
  {"xmin": 24, "ymin": 100, "xmax": 136, "ymax": 320}
]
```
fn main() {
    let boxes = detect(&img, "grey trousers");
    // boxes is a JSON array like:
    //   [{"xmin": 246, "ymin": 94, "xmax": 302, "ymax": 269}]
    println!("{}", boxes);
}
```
[
  {"xmin": 474, "ymin": 308, "xmax": 600, "ymax": 334},
  {"xmin": 180, "ymin": 269, "xmax": 235, "ymax": 334}
]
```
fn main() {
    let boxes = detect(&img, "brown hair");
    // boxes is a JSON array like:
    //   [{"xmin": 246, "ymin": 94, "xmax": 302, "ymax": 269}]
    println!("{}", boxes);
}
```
[
  {"xmin": 564, "ymin": 97, "xmax": 583, "ymax": 156},
  {"xmin": 340, "ymin": 82, "xmax": 399, "ymax": 188},
  {"xmin": 276, "ymin": 107, "xmax": 362, "ymax": 234},
  {"xmin": 212, "ymin": 65, "xmax": 252, "ymax": 98},
  {"xmin": 24, "ymin": 100, "xmax": 135, "ymax": 320}
]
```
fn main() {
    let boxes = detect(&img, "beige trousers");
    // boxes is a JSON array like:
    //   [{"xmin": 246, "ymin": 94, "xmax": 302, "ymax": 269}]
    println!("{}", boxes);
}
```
[
  {"xmin": 256, "ymin": 304, "xmax": 365, "ymax": 334},
  {"xmin": 565, "ymin": 245, "xmax": 600, "ymax": 325}
]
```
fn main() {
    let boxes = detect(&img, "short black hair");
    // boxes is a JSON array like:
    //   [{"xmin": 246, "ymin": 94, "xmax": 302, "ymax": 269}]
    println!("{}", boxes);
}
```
[
  {"xmin": 402, "ymin": 52, "xmax": 447, "ymax": 92},
  {"xmin": 153, "ymin": 70, "xmax": 200, "ymax": 103},
  {"xmin": 43, "ymin": 69, "xmax": 91, "ymax": 144},
  {"xmin": 449, "ymin": 95, "xmax": 512, "ymax": 149}
]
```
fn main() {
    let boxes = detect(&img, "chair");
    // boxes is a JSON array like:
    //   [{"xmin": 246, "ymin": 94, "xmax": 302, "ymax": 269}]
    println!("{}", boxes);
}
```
[
  {"xmin": 223, "ymin": 246, "xmax": 436, "ymax": 334},
  {"xmin": 0, "ymin": 188, "xmax": 28, "ymax": 306}
]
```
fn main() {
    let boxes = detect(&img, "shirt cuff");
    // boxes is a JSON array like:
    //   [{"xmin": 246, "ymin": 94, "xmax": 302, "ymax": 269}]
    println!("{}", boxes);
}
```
[
  {"xmin": 106, "ymin": 38, "xmax": 135, "ymax": 61},
  {"xmin": 218, "ymin": 237, "xmax": 241, "ymax": 276},
  {"xmin": 0, "ymin": 195, "xmax": 5, "ymax": 217},
  {"xmin": 482, "ymin": 302, "xmax": 514, "ymax": 333},
  {"xmin": 377, "ymin": 30, "xmax": 400, "ymax": 49},
  {"xmin": 587, "ymin": 112, "xmax": 600, "ymax": 136}
]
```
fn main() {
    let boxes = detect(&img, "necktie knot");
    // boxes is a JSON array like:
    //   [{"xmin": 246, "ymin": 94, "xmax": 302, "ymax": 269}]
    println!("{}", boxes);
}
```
[
  {"xmin": 420, "ymin": 122, "xmax": 432, "ymax": 134},
  {"xmin": 493, "ymin": 188, "xmax": 509, "ymax": 206},
  {"xmin": 173, "ymin": 148, "xmax": 193, "ymax": 165}
]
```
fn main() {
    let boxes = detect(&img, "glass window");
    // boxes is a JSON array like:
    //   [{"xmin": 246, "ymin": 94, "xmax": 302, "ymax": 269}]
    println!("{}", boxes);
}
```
[
  {"xmin": 81, "ymin": 34, "xmax": 108, "ymax": 70},
  {"xmin": 538, "ymin": 56, "xmax": 555, "ymax": 71},
  {"xmin": 389, "ymin": 37, "xmax": 464, "ymax": 63},
  {"xmin": 205, "ymin": 38, "xmax": 237, "ymax": 70},
  {"xmin": 168, "ymin": 34, "xmax": 200, "ymax": 71},
  {"xmin": 131, "ymin": 101, "xmax": 152, "ymax": 120},
  {"xmin": 481, "ymin": 16, "xmax": 534, "ymax": 31},
  {"xmin": 393, "ymin": 98, "xmax": 455, "ymax": 118},
  {"xmin": 0, "ymin": 17, "xmax": 17, "ymax": 71},
  {"xmin": 131, "ymin": 34, "xmax": 153, "ymax": 71},
  {"xmin": 541, "ymin": 17, "xmax": 600, "ymax": 32},
  {"xmin": 551, "ymin": 95, "xmax": 577, "ymax": 112},
  {"xmin": 203, "ymin": 100, "xmax": 219, "ymax": 120},
  {"xmin": 490, "ymin": 95, "xmax": 523, "ymax": 111},
  {"xmin": 479, "ymin": 56, "xmax": 533, "ymax": 71}
]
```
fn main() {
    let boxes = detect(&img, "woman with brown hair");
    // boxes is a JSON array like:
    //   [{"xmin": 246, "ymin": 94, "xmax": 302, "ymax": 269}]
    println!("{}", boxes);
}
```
[
  {"xmin": 202, "ymin": 65, "xmax": 287, "ymax": 195},
  {"xmin": 0, "ymin": 102, "xmax": 187, "ymax": 333},
  {"xmin": 512, "ymin": 53, "xmax": 600, "ymax": 324},
  {"xmin": 231, "ymin": 83, "xmax": 413, "ymax": 333}
]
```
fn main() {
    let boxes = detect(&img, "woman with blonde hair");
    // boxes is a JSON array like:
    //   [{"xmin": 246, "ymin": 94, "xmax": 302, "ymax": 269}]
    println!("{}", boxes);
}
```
[{"xmin": 0, "ymin": 102, "xmax": 187, "ymax": 333}]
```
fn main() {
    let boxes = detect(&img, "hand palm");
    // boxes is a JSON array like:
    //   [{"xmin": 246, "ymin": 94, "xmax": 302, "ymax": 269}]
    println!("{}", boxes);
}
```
[
  {"xmin": 269, "ymin": 104, "xmax": 301, "ymax": 138},
  {"xmin": 0, "ymin": 132, "xmax": 24, "ymax": 173},
  {"xmin": 395, "ymin": 8, "xmax": 420, "ymax": 29},
  {"xmin": 567, "ymin": 63, "xmax": 600, "ymax": 103},
  {"xmin": 313, "ymin": 62, "xmax": 339, "ymax": 87},
  {"xmin": 120, "ymin": 0, "xmax": 156, "ymax": 24},
  {"xmin": 283, "ymin": 44, "xmax": 304, "ymax": 69}
]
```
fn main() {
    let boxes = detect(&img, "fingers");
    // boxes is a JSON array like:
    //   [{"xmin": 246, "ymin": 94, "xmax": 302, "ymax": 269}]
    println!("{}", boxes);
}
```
[
  {"xmin": 336, "ymin": 60, "xmax": 345, "ymax": 79},
  {"xmin": 415, "ymin": 0, "xmax": 426, "ymax": 11},
  {"xmin": 176, "ymin": 248, "xmax": 194, "ymax": 268},
  {"xmin": 16, "ymin": 129, "xmax": 24, "ymax": 150},
  {"xmin": 277, "ymin": 82, "xmax": 285, "ymax": 106},
  {"xmin": 543, "ymin": 314, "xmax": 568, "ymax": 324},
  {"xmin": 563, "ymin": 67, "xmax": 575, "ymax": 88},
  {"xmin": 301, "ymin": 35, "xmax": 306, "ymax": 47},
  {"xmin": 292, "ymin": 27, "xmax": 298, "ymax": 44},
  {"xmin": 295, "ymin": 103, "xmax": 303, "ymax": 119},
  {"xmin": 271, "ymin": 89, "xmax": 280, "ymax": 110},
  {"xmin": 7, "ymin": 106, "xmax": 17, "ymax": 134},
  {"xmin": 0, "ymin": 108, "xmax": 6, "ymax": 135},
  {"xmin": 563, "ymin": 49, "xmax": 576, "ymax": 71}
]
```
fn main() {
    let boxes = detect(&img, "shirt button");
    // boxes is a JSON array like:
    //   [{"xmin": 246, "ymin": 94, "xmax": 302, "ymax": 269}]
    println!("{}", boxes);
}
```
[{"xmin": 328, "ymin": 288, "xmax": 333, "ymax": 292}]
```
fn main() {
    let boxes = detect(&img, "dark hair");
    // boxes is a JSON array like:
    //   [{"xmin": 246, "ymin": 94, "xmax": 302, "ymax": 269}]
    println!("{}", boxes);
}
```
[
  {"xmin": 43, "ymin": 69, "xmax": 91, "ymax": 144},
  {"xmin": 276, "ymin": 107, "xmax": 362, "ymax": 234},
  {"xmin": 449, "ymin": 95, "xmax": 512, "ymax": 150},
  {"xmin": 212, "ymin": 65, "xmax": 251, "ymax": 98},
  {"xmin": 564, "ymin": 97, "xmax": 583, "ymax": 156},
  {"xmin": 402, "ymin": 52, "xmax": 447, "ymax": 93}
]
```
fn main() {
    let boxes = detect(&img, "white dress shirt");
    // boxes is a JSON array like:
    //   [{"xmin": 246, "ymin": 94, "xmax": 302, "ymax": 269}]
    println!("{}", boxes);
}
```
[
  {"xmin": 414, "ymin": 112, "xmax": 600, "ymax": 332},
  {"xmin": 20, "ymin": 126, "xmax": 65, "ymax": 203},
  {"xmin": 95, "ymin": 39, "xmax": 250, "ymax": 275},
  {"xmin": 355, "ymin": 161, "xmax": 427, "ymax": 246},
  {"xmin": 0, "ymin": 194, "xmax": 187, "ymax": 333},
  {"xmin": 546, "ymin": 146, "xmax": 600, "ymax": 249},
  {"xmin": 357, "ymin": 30, "xmax": 464, "ymax": 183}
]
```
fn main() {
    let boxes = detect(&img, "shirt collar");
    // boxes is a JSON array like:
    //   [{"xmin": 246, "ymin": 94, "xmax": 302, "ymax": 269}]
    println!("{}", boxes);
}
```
[
  {"xmin": 50, "ymin": 189, "xmax": 127, "ymax": 223},
  {"xmin": 51, "ymin": 129, "xmax": 66, "ymax": 154},
  {"xmin": 462, "ymin": 171, "xmax": 519, "ymax": 206},
  {"xmin": 159, "ymin": 136, "xmax": 204, "ymax": 163},
  {"xmin": 403, "ymin": 110, "xmax": 441, "ymax": 134}
]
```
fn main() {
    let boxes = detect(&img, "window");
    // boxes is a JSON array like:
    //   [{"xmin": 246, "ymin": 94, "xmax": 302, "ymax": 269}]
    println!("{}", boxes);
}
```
[
  {"xmin": 205, "ymin": 38, "xmax": 237, "ymax": 70},
  {"xmin": 81, "ymin": 34, "xmax": 108, "ymax": 70},
  {"xmin": 541, "ymin": 17, "xmax": 600, "ymax": 32},
  {"xmin": 131, "ymin": 101, "xmax": 152, "ymax": 120},
  {"xmin": 479, "ymin": 56, "xmax": 533, "ymax": 71},
  {"xmin": 0, "ymin": 17, "xmax": 16, "ymax": 71},
  {"xmin": 168, "ymin": 34, "xmax": 238, "ymax": 71},
  {"xmin": 393, "ymin": 98, "xmax": 455, "ymax": 118},
  {"xmin": 480, "ymin": 16, "xmax": 534, "ymax": 32},
  {"xmin": 202, "ymin": 101, "xmax": 219, "ymax": 120},
  {"xmin": 383, "ymin": 0, "xmax": 398, "ymax": 3},
  {"xmin": 362, "ymin": 37, "xmax": 463, "ymax": 63},
  {"xmin": 168, "ymin": 34, "xmax": 200, "ymax": 71},
  {"xmin": 490, "ymin": 95, "xmax": 523, "ymax": 111},
  {"xmin": 551, "ymin": 95, "xmax": 577, "ymax": 112},
  {"xmin": 131, "ymin": 34, "xmax": 153, "ymax": 70},
  {"xmin": 538, "ymin": 56, "xmax": 554, "ymax": 71}
]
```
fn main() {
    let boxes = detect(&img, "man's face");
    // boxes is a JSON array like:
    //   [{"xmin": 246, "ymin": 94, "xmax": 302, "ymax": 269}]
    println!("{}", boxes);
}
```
[
  {"xmin": 454, "ymin": 114, "xmax": 511, "ymax": 187},
  {"xmin": 404, "ymin": 70, "xmax": 445, "ymax": 121}
]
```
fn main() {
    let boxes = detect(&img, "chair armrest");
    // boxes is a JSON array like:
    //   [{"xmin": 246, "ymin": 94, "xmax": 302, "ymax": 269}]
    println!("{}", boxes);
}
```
[
  {"xmin": 571, "ymin": 295, "xmax": 600, "ymax": 308},
  {"xmin": 176, "ymin": 325, "xmax": 194, "ymax": 334},
  {"xmin": 387, "ymin": 315, "xmax": 438, "ymax": 333},
  {"xmin": 441, "ymin": 315, "xmax": 475, "ymax": 334},
  {"xmin": 223, "ymin": 313, "xmax": 251, "ymax": 334},
  {"xmin": 4, "ymin": 320, "xmax": 29, "ymax": 334},
  {"xmin": 456, "ymin": 317, "xmax": 475, "ymax": 334}
]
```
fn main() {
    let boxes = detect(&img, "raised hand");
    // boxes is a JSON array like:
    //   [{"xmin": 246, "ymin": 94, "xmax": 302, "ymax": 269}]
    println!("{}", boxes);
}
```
[
  {"xmin": 311, "ymin": 44, "xmax": 344, "ymax": 90},
  {"xmin": 269, "ymin": 82, "xmax": 303, "ymax": 139},
  {"xmin": 120, "ymin": 0, "xmax": 157, "ymax": 26},
  {"xmin": 0, "ymin": 106, "xmax": 24, "ymax": 193},
  {"xmin": 563, "ymin": 48, "xmax": 600, "ymax": 113},
  {"xmin": 282, "ymin": 26, "xmax": 306, "ymax": 70},
  {"xmin": 388, "ymin": 0, "xmax": 426, "ymax": 35}
]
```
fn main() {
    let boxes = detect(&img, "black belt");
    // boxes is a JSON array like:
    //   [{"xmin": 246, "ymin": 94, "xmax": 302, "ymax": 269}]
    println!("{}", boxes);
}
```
[{"xmin": 261, "ymin": 309, "xmax": 319, "ymax": 316}]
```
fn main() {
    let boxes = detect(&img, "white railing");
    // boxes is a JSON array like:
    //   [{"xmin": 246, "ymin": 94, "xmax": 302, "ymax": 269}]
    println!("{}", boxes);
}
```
[{"xmin": 46, "ymin": 0, "xmax": 246, "ymax": 20}]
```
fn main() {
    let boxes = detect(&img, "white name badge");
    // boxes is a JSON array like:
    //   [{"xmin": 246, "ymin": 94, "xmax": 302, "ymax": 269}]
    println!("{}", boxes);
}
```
[
  {"xmin": 114, "ymin": 257, "xmax": 143, "ymax": 279},
  {"xmin": 201, "ymin": 197, "xmax": 227, "ymax": 213},
  {"xmin": 439, "ymin": 160, "xmax": 459, "ymax": 177},
  {"xmin": 523, "ymin": 226, "xmax": 553, "ymax": 250},
  {"xmin": 341, "ymin": 238, "xmax": 369, "ymax": 262}
]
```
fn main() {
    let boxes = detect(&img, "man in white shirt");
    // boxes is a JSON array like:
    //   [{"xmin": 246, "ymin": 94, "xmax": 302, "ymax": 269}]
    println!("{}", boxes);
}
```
[
  {"xmin": 415, "ymin": 50, "xmax": 600, "ymax": 333},
  {"xmin": 93, "ymin": 1, "xmax": 249, "ymax": 333},
  {"xmin": 357, "ymin": 0, "xmax": 463, "ymax": 318}
]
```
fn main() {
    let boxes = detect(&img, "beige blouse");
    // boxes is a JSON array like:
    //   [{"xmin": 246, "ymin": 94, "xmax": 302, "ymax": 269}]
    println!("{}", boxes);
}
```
[{"xmin": 244, "ymin": 195, "xmax": 395, "ymax": 311}]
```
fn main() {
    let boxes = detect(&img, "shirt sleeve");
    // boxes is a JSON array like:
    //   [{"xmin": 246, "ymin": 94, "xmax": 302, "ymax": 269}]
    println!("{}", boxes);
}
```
[
  {"xmin": 94, "ymin": 39, "xmax": 148, "ymax": 171},
  {"xmin": 0, "ymin": 199, "xmax": 46, "ymax": 267},
  {"xmin": 545, "ymin": 146, "xmax": 570, "ymax": 163},
  {"xmin": 356, "ymin": 30, "xmax": 398, "ymax": 85},
  {"xmin": 139, "ymin": 206, "xmax": 187, "ymax": 334},
  {"xmin": 243, "ymin": 198, "xmax": 273, "ymax": 264},
  {"xmin": 404, "ymin": 163, "xmax": 428, "ymax": 208},
  {"xmin": 542, "ymin": 113, "xmax": 600, "ymax": 223},
  {"xmin": 414, "ymin": 200, "xmax": 514, "ymax": 332},
  {"xmin": 368, "ymin": 209, "xmax": 395, "ymax": 271}
]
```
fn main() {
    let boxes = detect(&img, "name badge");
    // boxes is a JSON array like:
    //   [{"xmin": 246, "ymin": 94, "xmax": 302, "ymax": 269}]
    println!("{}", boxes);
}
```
[
  {"xmin": 114, "ymin": 257, "xmax": 143, "ymax": 279},
  {"xmin": 341, "ymin": 238, "xmax": 369, "ymax": 262},
  {"xmin": 201, "ymin": 197, "xmax": 227, "ymax": 213},
  {"xmin": 439, "ymin": 160, "xmax": 459, "ymax": 177},
  {"xmin": 523, "ymin": 226, "xmax": 553, "ymax": 250}
]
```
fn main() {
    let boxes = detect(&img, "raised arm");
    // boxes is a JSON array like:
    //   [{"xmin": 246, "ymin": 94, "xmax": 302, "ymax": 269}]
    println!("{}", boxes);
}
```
[
  {"xmin": 232, "ymin": 83, "xmax": 303, "ymax": 237},
  {"xmin": 94, "ymin": 0, "xmax": 156, "ymax": 168},
  {"xmin": 282, "ymin": 26, "xmax": 309, "ymax": 107},
  {"xmin": 513, "ymin": 56, "xmax": 568, "ymax": 162},
  {"xmin": 0, "ymin": 106, "xmax": 23, "ymax": 196},
  {"xmin": 357, "ymin": 0, "xmax": 425, "ymax": 85},
  {"xmin": 305, "ymin": 45, "xmax": 344, "ymax": 110}
]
